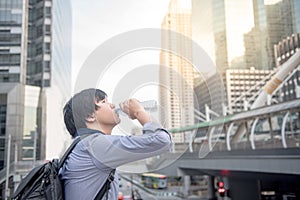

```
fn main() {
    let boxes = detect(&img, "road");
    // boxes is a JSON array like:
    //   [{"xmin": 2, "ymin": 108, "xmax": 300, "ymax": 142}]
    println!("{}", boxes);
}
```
[{"xmin": 118, "ymin": 174, "xmax": 184, "ymax": 200}]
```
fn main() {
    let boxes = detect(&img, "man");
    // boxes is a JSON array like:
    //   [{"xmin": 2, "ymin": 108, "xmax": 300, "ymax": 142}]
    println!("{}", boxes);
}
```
[{"xmin": 60, "ymin": 88, "xmax": 171, "ymax": 200}]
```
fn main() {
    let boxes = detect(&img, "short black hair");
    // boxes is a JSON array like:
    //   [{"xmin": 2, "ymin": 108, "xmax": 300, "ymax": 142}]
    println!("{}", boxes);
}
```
[{"xmin": 63, "ymin": 88, "xmax": 107, "ymax": 138}]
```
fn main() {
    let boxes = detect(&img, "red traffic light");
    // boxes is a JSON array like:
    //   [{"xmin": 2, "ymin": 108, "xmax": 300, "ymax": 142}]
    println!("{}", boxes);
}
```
[
  {"xmin": 217, "ymin": 181, "xmax": 226, "ymax": 197},
  {"xmin": 218, "ymin": 181, "xmax": 224, "ymax": 188}
]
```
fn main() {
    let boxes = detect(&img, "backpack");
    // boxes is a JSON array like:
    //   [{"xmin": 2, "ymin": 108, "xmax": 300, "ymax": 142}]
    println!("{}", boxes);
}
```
[{"xmin": 12, "ymin": 135, "xmax": 115, "ymax": 200}]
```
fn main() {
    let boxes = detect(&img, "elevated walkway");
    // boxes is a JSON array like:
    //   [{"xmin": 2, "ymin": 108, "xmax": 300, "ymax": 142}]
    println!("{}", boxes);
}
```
[{"xmin": 116, "ymin": 100, "xmax": 300, "ymax": 181}]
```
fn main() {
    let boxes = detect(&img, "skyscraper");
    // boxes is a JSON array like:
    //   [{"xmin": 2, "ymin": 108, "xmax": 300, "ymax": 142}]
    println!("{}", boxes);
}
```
[
  {"xmin": 193, "ymin": 0, "xmax": 254, "ymax": 71},
  {"xmin": 245, "ymin": 0, "xmax": 299, "ymax": 70},
  {"xmin": 292, "ymin": 0, "xmax": 300, "ymax": 33},
  {"xmin": 0, "ymin": 0, "xmax": 71, "ymax": 196},
  {"xmin": 45, "ymin": 0, "xmax": 72, "ymax": 160},
  {"xmin": 0, "ymin": 0, "xmax": 29, "ymax": 170},
  {"xmin": 159, "ymin": 0, "xmax": 194, "ymax": 142},
  {"xmin": 192, "ymin": 0, "xmax": 254, "ymax": 120}
]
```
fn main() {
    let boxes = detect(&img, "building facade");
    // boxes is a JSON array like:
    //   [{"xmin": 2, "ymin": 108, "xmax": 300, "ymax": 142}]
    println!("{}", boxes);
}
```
[
  {"xmin": 244, "ymin": 0, "xmax": 300, "ymax": 70},
  {"xmin": 194, "ymin": 72, "xmax": 226, "ymax": 120},
  {"xmin": 0, "ymin": 0, "xmax": 29, "ymax": 170},
  {"xmin": 159, "ymin": 0, "xmax": 194, "ymax": 143},
  {"xmin": 194, "ymin": 68, "xmax": 273, "ymax": 116},
  {"xmin": 274, "ymin": 33, "xmax": 300, "ymax": 101},
  {"xmin": 192, "ymin": 0, "xmax": 260, "ymax": 73},
  {"xmin": 224, "ymin": 68, "xmax": 273, "ymax": 113},
  {"xmin": 45, "ymin": 0, "xmax": 72, "ymax": 160},
  {"xmin": 0, "ymin": 0, "xmax": 71, "ymax": 197}
]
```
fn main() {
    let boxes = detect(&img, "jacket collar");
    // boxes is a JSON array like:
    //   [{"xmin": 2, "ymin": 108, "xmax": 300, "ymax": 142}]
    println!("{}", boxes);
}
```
[{"xmin": 75, "ymin": 128, "xmax": 104, "ymax": 137}]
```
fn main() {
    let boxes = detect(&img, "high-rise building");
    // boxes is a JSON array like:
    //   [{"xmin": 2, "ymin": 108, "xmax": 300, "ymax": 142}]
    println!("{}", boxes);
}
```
[
  {"xmin": 193, "ymin": 0, "xmax": 254, "ymax": 71},
  {"xmin": 0, "ymin": 0, "xmax": 71, "ymax": 197},
  {"xmin": 194, "ymin": 72, "xmax": 226, "ymax": 119},
  {"xmin": 292, "ymin": 0, "xmax": 300, "ymax": 33},
  {"xmin": 245, "ymin": 0, "xmax": 299, "ymax": 70},
  {"xmin": 191, "ymin": 0, "xmax": 215, "ymax": 70},
  {"xmin": 194, "ymin": 68, "xmax": 272, "ymax": 116},
  {"xmin": 45, "ymin": 0, "xmax": 72, "ymax": 160},
  {"xmin": 274, "ymin": 33, "xmax": 300, "ymax": 102},
  {"xmin": 159, "ymin": 0, "xmax": 194, "ymax": 143},
  {"xmin": 192, "ymin": 0, "xmax": 255, "ymax": 122},
  {"xmin": 224, "ymin": 68, "xmax": 273, "ymax": 112},
  {"xmin": 0, "ymin": 0, "xmax": 27, "ymax": 172}
]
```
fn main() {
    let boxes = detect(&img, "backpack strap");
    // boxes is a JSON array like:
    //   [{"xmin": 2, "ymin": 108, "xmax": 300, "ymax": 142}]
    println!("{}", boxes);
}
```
[
  {"xmin": 58, "ymin": 134, "xmax": 91, "ymax": 169},
  {"xmin": 58, "ymin": 133, "xmax": 116, "ymax": 200},
  {"xmin": 94, "ymin": 169, "xmax": 116, "ymax": 200}
]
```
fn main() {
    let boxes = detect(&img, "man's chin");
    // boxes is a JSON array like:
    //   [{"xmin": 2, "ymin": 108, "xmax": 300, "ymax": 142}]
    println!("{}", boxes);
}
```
[{"xmin": 115, "ymin": 118, "xmax": 121, "ymax": 125}]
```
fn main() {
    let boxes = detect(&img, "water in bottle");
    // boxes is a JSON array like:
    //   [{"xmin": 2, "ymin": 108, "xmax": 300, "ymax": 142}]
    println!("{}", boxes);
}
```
[{"xmin": 115, "ymin": 100, "xmax": 157, "ymax": 115}]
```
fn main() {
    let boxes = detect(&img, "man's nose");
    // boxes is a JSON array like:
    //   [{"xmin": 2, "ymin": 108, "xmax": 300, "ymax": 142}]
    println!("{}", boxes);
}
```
[{"xmin": 110, "ymin": 103, "xmax": 115, "ymax": 109}]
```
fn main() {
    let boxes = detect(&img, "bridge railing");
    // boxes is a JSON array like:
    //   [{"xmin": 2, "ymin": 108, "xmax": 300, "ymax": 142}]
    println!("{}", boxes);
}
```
[{"xmin": 168, "ymin": 99, "xmax": 300, "ymax": 157}]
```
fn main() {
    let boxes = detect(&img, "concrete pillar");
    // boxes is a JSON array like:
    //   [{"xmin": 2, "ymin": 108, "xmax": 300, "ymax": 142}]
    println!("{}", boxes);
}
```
[
  {"xmin": 183, "ymin": 175, "xmax": 191, "ymax": 197},
  {"xmin": 208, "ymin": 175, "xmax": 217, "ymax": 200},
  {"xmin": 223, "ymin": 177, "xmax": 230, "ymax": 200}
]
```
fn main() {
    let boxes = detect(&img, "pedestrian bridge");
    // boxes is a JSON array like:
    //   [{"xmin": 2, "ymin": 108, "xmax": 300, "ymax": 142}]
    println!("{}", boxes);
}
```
[{"xmin": 118, "ymin": 99, "xmax": 300, "ymax": 176}]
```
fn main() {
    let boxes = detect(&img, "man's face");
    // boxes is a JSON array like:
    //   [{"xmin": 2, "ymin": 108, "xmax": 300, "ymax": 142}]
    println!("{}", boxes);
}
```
[{"xmin": 94, "ymin": 97, "xmax": 121, "ymax": 129}]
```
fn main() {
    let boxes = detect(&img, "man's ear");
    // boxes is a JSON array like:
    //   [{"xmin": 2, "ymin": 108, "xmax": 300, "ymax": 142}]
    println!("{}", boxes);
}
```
[
  {"xmin": 86, "ymin": 113, "xmax": 96, "ymax": 123},
  {"xmin": 95, "ymin": 100, "xmax": 101, "ymax": 108}
]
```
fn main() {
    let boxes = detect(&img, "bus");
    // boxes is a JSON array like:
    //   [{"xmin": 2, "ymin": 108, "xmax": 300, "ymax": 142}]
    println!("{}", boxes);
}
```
[{"xmin": 141, "ymin": 173, "xmax": 167, "ymax": 189}]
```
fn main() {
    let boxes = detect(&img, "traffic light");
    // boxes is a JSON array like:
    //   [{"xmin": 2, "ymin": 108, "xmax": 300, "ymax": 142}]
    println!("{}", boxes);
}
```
[{"xmin": 217, "ymin": 181, "xmax": 226, "ymax": 197}]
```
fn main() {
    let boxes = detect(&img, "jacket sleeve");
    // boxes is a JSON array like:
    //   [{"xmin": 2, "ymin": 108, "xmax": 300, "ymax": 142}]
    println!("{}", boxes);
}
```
[{"xmin": 86, "ymin": 122, "xmax": 172, "ymax": 169}]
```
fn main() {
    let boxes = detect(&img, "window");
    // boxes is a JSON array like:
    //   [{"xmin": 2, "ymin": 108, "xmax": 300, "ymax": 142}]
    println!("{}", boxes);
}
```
[
  {"xmin": 45, "ymin": 25, "xmax": 51, "ymax": 35},
  {"xmin": 0, "ymin": 94, "xmax": 7, "ymax": 136},
  {"xmin": 45, "ymin": 42, "xmax": 50, "ymax": 53},
  {"xmin": 45, "ymin": 7, "xmax": 51, "ymax": 16}
]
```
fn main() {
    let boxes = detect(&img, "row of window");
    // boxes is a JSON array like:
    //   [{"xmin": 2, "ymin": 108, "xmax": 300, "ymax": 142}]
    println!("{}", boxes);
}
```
[
  {"xmin": 0, "ymin": 104, "xmax": 6, "ymax": 136},
  {"xmin": 28, "ymin": 24, "xmax": 51, "ymax": 39},
  {"xmin": 0, "ymin": 11, "xmax": 22, "ymax": 24},
  {"xmin": 26, "ymin": 60, "xmax": 50, "ymax": 74},
  {"xmin": 28, "ymin": 4, "xmax": 51, "ymax": 21},
  {"xmin": 27, "ymin": 42, "xmax": 51, "ymax": 57},
  {"xmin": 26, "ymin": 79, "xmax": 50, "ymax": 87},
  {"xmin": 0, "ymin": 0, "xmax": 23, "ymax": 9},
  {"xmin": 0, "ymin": 73, "xmax": 19, "ymax": 82},
  {"xmin": 0, "ymin": 54, "xmax": 20, "ymax": 62},
  {"xmin": 0, "ymin": 34, "xmax": 21, "ymax": 42}
]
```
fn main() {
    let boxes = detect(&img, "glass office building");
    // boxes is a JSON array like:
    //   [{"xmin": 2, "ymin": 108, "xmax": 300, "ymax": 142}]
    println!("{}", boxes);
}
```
[
  {"xmin": 45, "ymin": 0, "xmax": 72, "ymax": 159},
  {"xmin": 0, "ymin": 0, "xmax": 28, "ymax": 170},
  {"xmin": 0, "ymin": 0, "xmax": 71, "ymax": 197},
  {"xmin": 211, "ymin": 0, "xmax": 254, "ymax": 71},
  {"xmin": 245, "ymin": 0, "xmax": 299, "ymax": 70},
  {"xmin": 292, "ymin": 0, "xmax": 300, "ymax": 33}
]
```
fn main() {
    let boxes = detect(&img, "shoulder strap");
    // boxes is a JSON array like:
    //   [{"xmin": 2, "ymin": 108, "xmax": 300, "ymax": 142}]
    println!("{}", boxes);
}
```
[
  {"xmin": 58, "ymin": 134, "xmax": 91, "ymax": 169},
  {"xmin": 59, "ymin": 133, "xmax": 116, "ymax": 200},
  {"xmin": 94, "ymin": 169, "xmax": 116, "ymax": 200}
]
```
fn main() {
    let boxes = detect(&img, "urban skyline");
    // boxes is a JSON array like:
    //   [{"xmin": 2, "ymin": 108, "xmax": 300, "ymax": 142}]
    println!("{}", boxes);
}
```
[{"xmin": 0, "ymin": 0, "xmax": 299, "ymax": 199}]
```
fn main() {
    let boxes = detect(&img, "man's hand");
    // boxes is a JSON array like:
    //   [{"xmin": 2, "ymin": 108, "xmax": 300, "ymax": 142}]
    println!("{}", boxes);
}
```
[{"xmin": 119, "ymin": 99, "xmax": 151, "ymax": 125}]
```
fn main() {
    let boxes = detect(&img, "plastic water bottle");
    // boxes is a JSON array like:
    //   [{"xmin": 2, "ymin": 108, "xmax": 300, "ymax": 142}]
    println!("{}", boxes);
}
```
[{"xmin": 115, "ymin": 100, "xmax": 157, "ymax": 115}]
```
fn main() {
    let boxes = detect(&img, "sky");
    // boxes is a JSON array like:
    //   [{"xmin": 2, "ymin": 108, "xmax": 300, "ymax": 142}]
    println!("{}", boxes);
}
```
[
  {"xmin": 71, "ymin": 0, "xmax": 171, "ymax": 101},
  {"xmin": 71, "ymin": 0, "xmax": 255, "ymax": 100}
]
